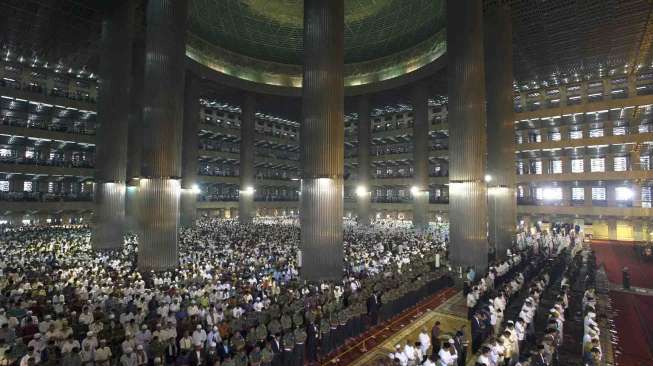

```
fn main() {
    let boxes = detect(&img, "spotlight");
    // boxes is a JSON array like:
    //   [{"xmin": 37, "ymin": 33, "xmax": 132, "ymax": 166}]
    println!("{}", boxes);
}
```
[
  {"xmin": 355, "ymin": 185, "xmax": 368, "ymax": 197},
  {"xmin": 484, "ymin": 174, "xmax": 493, "ymax": 183}
]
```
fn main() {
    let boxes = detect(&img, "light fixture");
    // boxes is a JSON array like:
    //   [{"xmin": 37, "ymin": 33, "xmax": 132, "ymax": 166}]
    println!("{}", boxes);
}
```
[
  {"xmin": 615, "ymin": 187, "xmax": 633, "ymax": 201},
  {"xmin": 191, "ymin": 184, "xmax": 201, "ymax": 194},
  {"xmin": 410, "ymin": 186, "xmax": 420, "ymax": 195},
  {"xmin": 240, "ymin": 186, "xmax": 255, "ymax": 195},
  {"xmin": 355, "ymin": 185, "xmax": 368, "ymax": 197},
  {"xmin": 484, "ymin": 174, "xmax": 493, "ymax": 183}
]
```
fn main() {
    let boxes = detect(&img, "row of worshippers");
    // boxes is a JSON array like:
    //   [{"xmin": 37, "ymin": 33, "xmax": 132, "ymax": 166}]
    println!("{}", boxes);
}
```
[
  {"xmin": 475, "ymin": 254, "xmax": 565, "ymax": 366},
  {"xmin": 466, "ymin": 249, "xmax": 530, "ymax": 321},
  {"xmin": 388, "ymin": 323, "xmax": 466, "ymax": 366},
  {"xmin": 581, "ymin": 290, "xmax": 602, "ymax": 365},
  {"xmin": 473, "ymin": 233, "xmax": 572, "ymax": 366},
  {"xmin": 478, "ymin": 242, "xmax": 579, "ymax": 366},
  {"xmin": 0, "ymin": 218, "xmax": 449, "ymax": 365}
]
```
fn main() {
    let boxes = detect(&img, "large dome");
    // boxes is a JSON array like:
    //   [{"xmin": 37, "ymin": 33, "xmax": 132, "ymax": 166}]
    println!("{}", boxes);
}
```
[{"xmin": 186, "ymin": 0, "xmax": 447, "ymax": 87}]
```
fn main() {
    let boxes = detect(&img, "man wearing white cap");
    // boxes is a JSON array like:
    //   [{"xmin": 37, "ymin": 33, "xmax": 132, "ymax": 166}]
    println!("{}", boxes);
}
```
[
  {"xmin": 418, "ymin": 328, "xmax": 431, "ymax": 358},
  {"xmin": 192, "ymin": 324, "xmax": 207, "ymax": 346},
  {"xmin": 120, "ymin": 347, "xmax": 137, "ymax": 366},
  {"xmin": 393, "ymin": 344, "xmax": 408, "ymax": 366},
  {"xmin": 438, "ymin": 341, "xmax": 458, "ymax": 366}
]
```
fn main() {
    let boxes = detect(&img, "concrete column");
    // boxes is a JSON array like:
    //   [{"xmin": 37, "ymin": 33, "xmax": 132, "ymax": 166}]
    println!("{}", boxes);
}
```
[
  {"xmin": 627, "ymin": 74, "xmax": 637, "ymax": 97},
  {"xmin": 300, "ymin": 0, "xmax": 344, "ymax": 282},
  {"xmin": 412, "ymin": 82, "xmax": 429, "ymax": 231},
  {"xmin": 485, "ymin": 2, "xmax": 515, "ymax": 260},
  {"xmin": 607, "ymin": 218, "xmax": 618, "ymax": 240},
  {"xmin": 137, "ymin": 0, "xmax": 188, "ymax": 270},
  {"xmin": 180, "ymin": 74, "xmax": 201, "ymax": 227},
  {"xmin": 125, "ymin": 35, "xmax": 145, "ymax": 231},
  {"xmin": 580, "ymin": 81, "xmax": 589, "ymax": 103},
  {"xmin": 607, "ymin": 183, "xmax": 616, "ymax": 207},
  {"xmin": 356, "ymin": 95, "xmax": 371, "ymax": 226},
  {"xmin": 447, "ymin": 0, "xmax": 489, "ymax": 273},
  {"xmin": 630, "ymin": 148, "xmax": 641, "ymax": 171},
  {"xmin": 559, "ymin": 86, "xmax": 568, "ymax": 107},
  {"xmin": 584, "ymin": 185, "xmax": 593, "ymax": 207},
  {"xmin": 92, "ymin": 0, "xmax": 133, "ymax": 249},
  {"xmin": 239, "ymin": 93, "xmax": 256, "ymax": 225},
  {"xmin": 632, "ymin": 181, "xmax": 642, "ymax": 207},
  {"xmin": 605, "ymin": 152, "xmax": 614, "ymax": 172},
  {"xmin": 603, "ymin": 79, "xmax": 612, "ymax": 100},
  {"xmin": 561, "ymin": 185, "xmax": 571, "ymax": 206},
  {"xmin": 633, "ymin": 220, "xmax": 644, "ymax": 242}
]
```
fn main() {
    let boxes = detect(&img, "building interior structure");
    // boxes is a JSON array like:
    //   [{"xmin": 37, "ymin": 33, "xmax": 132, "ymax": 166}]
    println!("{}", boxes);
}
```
[{"xmin": 0, "ymin": 0, "xmax": 652, "ymax": 365}]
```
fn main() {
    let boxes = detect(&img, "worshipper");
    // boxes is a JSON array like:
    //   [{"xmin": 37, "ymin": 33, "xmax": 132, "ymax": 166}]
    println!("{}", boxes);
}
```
[
  {"xmin": 0, "ymin": 219, "xmax": 450, "ymax": 365},
  {"xmin": 430, "ymin": 321, "xmax": 441, "ymax": 354},
  {"xmin": 437, "ymin": 341, "xmax": 458, "ymax": 366},
  {"xmin": 418, "ymin": 327, "xmax": 431, "ymax": 360},
  {"xmin": 475, "ymin": 346, "xmax": 491, "ymax": 366}
]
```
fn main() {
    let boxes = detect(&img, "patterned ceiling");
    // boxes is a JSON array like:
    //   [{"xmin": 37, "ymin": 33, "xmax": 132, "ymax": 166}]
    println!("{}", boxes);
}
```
[{"xmin": 188, "ymin": 0, "xmax": 446, "ymax": 65}]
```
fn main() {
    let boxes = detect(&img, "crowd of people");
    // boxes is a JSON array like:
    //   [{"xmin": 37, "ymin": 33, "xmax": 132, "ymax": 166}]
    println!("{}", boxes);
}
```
[{"xmin": 0, "ymin": 218, "xmax": 448, "ymax": 366}]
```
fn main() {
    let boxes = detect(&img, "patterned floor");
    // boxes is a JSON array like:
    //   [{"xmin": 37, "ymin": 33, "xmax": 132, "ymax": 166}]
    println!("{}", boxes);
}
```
[{"xmin": 314, "ymin": 288, "xmax": 469, "ymax": 366}]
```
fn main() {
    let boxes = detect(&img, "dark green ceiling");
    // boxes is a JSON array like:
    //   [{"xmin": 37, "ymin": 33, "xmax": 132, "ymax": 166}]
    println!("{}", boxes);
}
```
[{"xmin": 188, "ymin": 0, "xmax": 446, "ymax": 65}]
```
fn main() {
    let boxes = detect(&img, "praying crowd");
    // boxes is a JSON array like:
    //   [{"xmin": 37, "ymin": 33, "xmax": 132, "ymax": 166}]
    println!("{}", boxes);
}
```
[{"xmin": 0, "ymin": 218, "xmax": 449, "ymax": 366}]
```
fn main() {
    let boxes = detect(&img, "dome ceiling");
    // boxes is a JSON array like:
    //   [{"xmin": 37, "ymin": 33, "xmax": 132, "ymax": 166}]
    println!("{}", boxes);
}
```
[{"xmin": 188, "ymin": 0, "xmax": 446, "ymax": 65}]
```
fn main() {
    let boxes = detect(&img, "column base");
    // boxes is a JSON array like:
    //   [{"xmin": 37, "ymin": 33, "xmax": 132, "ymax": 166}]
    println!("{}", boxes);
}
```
[
  {"xmin": 239, "ymin": 194, "xmax": 255, "ymax": 225},
  {"xmin": 356, "ymin": 195, "xmax": 371, "ymax": 227},
  {"xmin": 412, "ymin": 193, "xmax": 429, "ymax": 232},
  {"xmin": 300, "ymin": 177, "xmax": 343, "ymax": 282},
  {"xmin": 92, "ymin": 182, "xmax": 126, "ymax": 250},
  {"xmin": 180, "ymin": 189, "xmax": 197, "ymax": 227},
  {"xmin": 449, "ymin": 181, "xmax": 489, "ymax": 275},
  {"xmin": 125, "ymin": 184, "xmax": 139, "ymax": 232},
  {"xmin": 137, "ymin": 178, "xmax": 180, "ymax": 271},
  {"xmin": 488, "ymin": 186, "xmax": 516, "ymax": 260}
]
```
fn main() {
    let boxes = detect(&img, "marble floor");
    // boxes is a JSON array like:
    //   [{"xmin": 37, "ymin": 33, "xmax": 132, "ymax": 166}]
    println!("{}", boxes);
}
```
[{"xmin": 333, "ymin": 290, "xmax": 470, "ymax": 366}]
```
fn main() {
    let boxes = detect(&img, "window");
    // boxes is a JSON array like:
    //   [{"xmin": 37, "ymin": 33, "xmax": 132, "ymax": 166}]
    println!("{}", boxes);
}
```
[
  {"xmin": 590, "ymin": 158, "xmax": 605, "ymax": 172},
  {"xmin": 536, "ymin": 187, "xmax": 562, "ymax": 201},
  {"xmin": 591, "ymin": 187, "xmax": 606, "ymax": 201},
  {"xmin": 25, "ymin": 149, "xmax": 34, "ymax": 158},
  {"xmin": 0, "ymin": 180, "xmax": 8, "ymax": 192},
  {"xmin": 0, "ymin": 148, "xmax": 11, "ymax": 157},
  {"xmin": 639, "ymin": 124, "xmax": 651, "ymax": 133},
  {"xmin": 589, "ymin": 129, "xmax": 604, "ymax": 138},
  {"xmin": 517, "ymin": 161, "xmax": 526, "ymax": 175},
  {"xmin": 615, "ymin": 186, "xmax": 634, "ymax": 201},
  {"xmin": 571, "ymin": 159, "xmax": 584, "ymax": 173},
  {"xmin": 613, "ymin": 156, "xmax": 628, "ymax": 172},
  {"xmin": 570, "ymin": 130, "xmax": 583, "ymax": 139},
  {"xmin": 518, "ymin": 186, "xmax": 525, "ymax": 198},
  {"xmin": 23, "ymin": 181, "xmax": 32, "ymax": 192},
  {"xmin": 572, "ymin": 187, "xmax": 585, "ymax": 201},
  {"xmin": 612, "ymin": 126, "xmax": 626, "ymax": 136},
  {"xmin": 642, "ymin": 187, "xmax": 652, "ymax": 208},
  {"xmin": 550, "ymin": 132, "xmax": 561, "ymax": 141},
  {"xmin": 641, "ymin": 156, "xmax": 650, "ymax": 170},
  {"xmin": 551, "ymin": 160, "xmax": 563, "ymax": 174},
  {"xmin": 534, "ymin": 161, "xmax": 543, "ymax": 174}
]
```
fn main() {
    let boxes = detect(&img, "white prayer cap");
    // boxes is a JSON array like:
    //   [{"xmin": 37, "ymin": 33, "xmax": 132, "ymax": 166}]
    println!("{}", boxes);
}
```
[
  {"xmin": 210, "ymin": 342, "xmax": 217, "ymax": 347},
  {"xmin": 34, "ymin": 333, "xmax": 41, "ymax": 339},
  {"xmin": 448, "ymin": 339, "xmax": 455, "ymax": 344},
  {"xmin": 137, "ymin": 344, "xmax": 143, "ymax": 350},
  {"xmin": 196, "ymin": 324, "xmax": 202, "ymax": 330}
]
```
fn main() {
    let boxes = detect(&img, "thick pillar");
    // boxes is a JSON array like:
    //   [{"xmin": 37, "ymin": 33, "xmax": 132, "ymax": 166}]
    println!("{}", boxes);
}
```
[
  {"xmin": 447, "ymin": 0, "xmax": 489, "ymax": 274},
  {"xmin": 607, "ymin": 218, "xmax": 618, "ymax": 241},
  {"xmin": 356, "ymin": 95, "xmax": 371, "ymax": 226},
  {"xmin": 239, "ymin": 93, "xmax": 256, "ymax": 225},
  {"xmin": 180, "ymin": 74, "xmax": 201, "ymax": 227},
  {"xmin": 137, "ymin": 0, "xmax": 188, "ymax": 270},
  {"xmin": 125, "ymin": 36, "xmax": 145, "ymax": 232},
  {"xmin": 485, "ymin": 2, "xmax": 516, "ymax": 260},
  {"xmin": 412, "ymin": 83, "xmax": 430, "ymax": 231},
  {"xmin": 300, "ymin": 0, "xmax": 344, "ymax": 282},
  {"xmin": 92, "ymin": 0, "xmax": 133, "ymax": 250}
]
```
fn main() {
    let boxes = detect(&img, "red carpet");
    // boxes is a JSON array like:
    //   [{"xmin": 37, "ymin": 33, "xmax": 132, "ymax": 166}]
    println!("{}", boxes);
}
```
[
  {"xmin": 610, "ymin": 291, "xmax": 653, "ymax": 365},
  {"xmin": 591, "ymin": 241, "xmax": 653, "ymax": 288},
  {"xmin": 315, "ymin": 286, "xmax": 457, "ymax": 366}
]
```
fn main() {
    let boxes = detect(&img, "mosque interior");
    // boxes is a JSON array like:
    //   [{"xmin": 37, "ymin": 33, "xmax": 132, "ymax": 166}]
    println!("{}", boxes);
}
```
[{"xmin": 0, "ymin": 0, "xmax": 652, "ymax": 365}]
